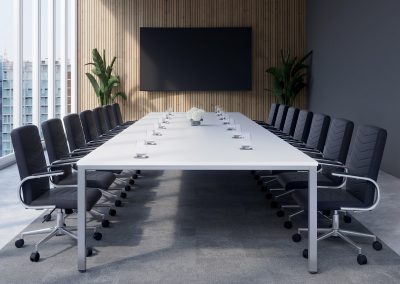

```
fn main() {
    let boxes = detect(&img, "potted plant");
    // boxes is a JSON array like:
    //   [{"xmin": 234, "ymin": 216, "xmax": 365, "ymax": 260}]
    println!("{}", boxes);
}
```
[
  {"xmin": 266, "ymin": 50, "xmax": 312, "ymax": 106},
  {"xmin": 85, "ymin": 48, "xmax": 127, "ymax": 106}
]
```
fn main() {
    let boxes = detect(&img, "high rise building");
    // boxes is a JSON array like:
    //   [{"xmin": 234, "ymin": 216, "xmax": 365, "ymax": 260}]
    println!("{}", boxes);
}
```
[{"xmin": 0, "ymin": 56, "xmax": 68, "ymax": 156}]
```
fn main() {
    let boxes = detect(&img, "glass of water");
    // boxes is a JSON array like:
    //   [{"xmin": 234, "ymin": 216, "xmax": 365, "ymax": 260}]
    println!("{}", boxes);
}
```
[
  {"xmin": 240, "ymin": 132, "xmax": 252, "ymax": 150},
  {"xmin": 232, "ymin": 124, "xmax": 242, "ymax": 138},
  {"xmin": 134, "ymin": 140, "xmax": 147, "ymax": 158}
]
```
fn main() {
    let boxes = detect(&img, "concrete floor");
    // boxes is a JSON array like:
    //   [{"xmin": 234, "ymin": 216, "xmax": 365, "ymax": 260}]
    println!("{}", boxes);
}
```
[
  {"xmin": 0, "ymin": 163, "xmax": 399, "ymax": 256},
  {"xmin": 0, "ymin": 163, "xmax": 43, "ymax": 250}
]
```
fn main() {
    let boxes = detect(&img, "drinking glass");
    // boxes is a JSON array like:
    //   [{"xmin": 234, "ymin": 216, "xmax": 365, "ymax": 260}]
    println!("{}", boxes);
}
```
[
  {"xmin": 240, "ymin": 132, "xmax": 252, "ymax": 150},
  {"xmin": 145, "ymin": 129, "xmax": 156, "ymax": 145},
  {"xmin": 153, "ymin": 122, "xmax": 162, "ymax": 136},
  {"xmin": 134, "ymin": 140, "xmax": 147, "ymax": 158},
  {"xmin": 232, "ymin": 124, "xmax": 242, "ymax": 138}
]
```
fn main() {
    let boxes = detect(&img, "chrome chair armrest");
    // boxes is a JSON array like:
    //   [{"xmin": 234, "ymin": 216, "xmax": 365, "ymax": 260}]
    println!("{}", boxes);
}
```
[
  {"xmin": 18, "ymin": 170, "xmax": 64, "ymax": 209},
  {"xmin": 331, "ymin": 172, "xmax": 380, "ymax": 211}
]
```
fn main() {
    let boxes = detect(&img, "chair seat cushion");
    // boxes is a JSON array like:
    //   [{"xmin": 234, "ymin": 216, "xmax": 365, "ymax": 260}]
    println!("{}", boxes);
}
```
[
  {"xmin": 57, "ymin": 171, "xmax": 116, "ymax": 189},
  {"xmin": 277, "ymin": 172, "xmax": 338, "ymax": 190},
  {"xmin": 292, "ymin": 188, "xmax": 365, "ymax": 211},
  {"xmin": 30, "ymin": 187, "xmax": 101, "ymax": 210}
]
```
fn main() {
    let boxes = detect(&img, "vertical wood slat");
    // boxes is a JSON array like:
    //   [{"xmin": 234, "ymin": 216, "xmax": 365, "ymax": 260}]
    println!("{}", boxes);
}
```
[{"xmin": 78, "ymin": 0, "xmax": 307, "ymax": 121}]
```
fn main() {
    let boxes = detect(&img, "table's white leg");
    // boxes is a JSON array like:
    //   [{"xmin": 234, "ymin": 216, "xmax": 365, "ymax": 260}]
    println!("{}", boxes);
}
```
[
  {"xmin": 78, "ymin": 168, "xmax": 87, "ymax": 272},
  {"xmin": 308, "ymin": 167, "xmax": 318, "ymax": 273}
]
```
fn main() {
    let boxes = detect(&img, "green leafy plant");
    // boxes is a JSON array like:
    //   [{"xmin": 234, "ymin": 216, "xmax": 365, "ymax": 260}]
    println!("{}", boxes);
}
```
[
  {"xmin": 85, "ymin": 48, "xmax": 127, "ymax": 106},
  {"xmin": 266, "ymin": 50, "xmax": 312, "ymax": 106}
]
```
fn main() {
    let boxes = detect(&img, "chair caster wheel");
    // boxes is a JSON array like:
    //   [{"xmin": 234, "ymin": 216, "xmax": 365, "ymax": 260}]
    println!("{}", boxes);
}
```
[
  {"xmin": 125, "ymin": 185, "xmax": 131, "ymax": 191},
  {"xmin": 115, "ymin": 200, "xmax": 122, "ymax": 207},
  {"xmin": 86, "ymin": 248, "xmax": 93, "ymax": 257},
  {"xmin": 270, "ymin": 201, "xmax": 279, "ymax": 208},
  {"xmin": 343, "ymin": 215, "xmax": 352, "ymax": 223},
  {"xmin": 30, "ymin": 252, "xmax": 40, "ymax": 262},
  {"xmin": 357, "ymin": 254, "xmax": 367, "ymax": 265},
  {"xmin": 132, "ymin": 174, "xmax": 138, "ymax": 179},
  {"xmin": 136, "ymin": 170, "xmax": 141, "ymax": 175},
  {"xmin": 276, "ymin": 210, "xmax": 285, "ymax": 217},
  {"xmin": 120, "ymin": 192, "xmax": 127, "ymax": 199},
  {"xmin": 284, "ymin": 221, "xmax": 293, "ymax": 230},
  {"xmin": 254, "ymin": 175, "xmax": 260, "ymax": 180},
  {"xmin": 109, "ymin": 209, "xmax": 116, "ymax": 216},
  {"xmin": 93, "ymin": 232, "xmax": 102, "ymax": 241},
  {"xmin": 302, "ymin": 249, "xmax": 308, "ymax": 259},
  {"xmin": 102, "ymin": 220, "xmax": 110, "ymax": 228},
  {"xmin": 292, "ymin": 233, "xmax": 301, "ymax": 242},
  {"xmin": 129, "ymin": 179, "xmax": 135, "ymax": 185},
  {"xmin": 322, "ymin": 210, "xmax": 331, "ymax": 217},
  {"xmin": 15, "ymin": 239, "xmax": 24, "ymax": 248},
  {"xmin": 43, "ymin": 214, "xmax": 52, "ymax": 222},
  {"xmin": 265, "ymin": 193, "xmax": 273, "ymax": 199},
  {"xmin": 372, "ymin": 241, "xmax": 382, "ymax": 251}
]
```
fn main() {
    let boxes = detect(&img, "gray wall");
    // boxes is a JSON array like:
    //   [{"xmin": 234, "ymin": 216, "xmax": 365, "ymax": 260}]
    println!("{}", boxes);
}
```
[{"xmin": 307, "ymin": 0, "xmax": 400, "ymax": 177}]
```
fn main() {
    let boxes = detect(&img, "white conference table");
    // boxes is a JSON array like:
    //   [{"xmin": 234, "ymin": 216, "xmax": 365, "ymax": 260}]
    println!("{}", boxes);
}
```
[{"xmin": 76, "ymin": 112, "xmax": 319, "ymax": 273}]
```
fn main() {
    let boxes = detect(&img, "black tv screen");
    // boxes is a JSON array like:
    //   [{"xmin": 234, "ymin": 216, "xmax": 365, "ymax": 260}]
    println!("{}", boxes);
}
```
[{"xmin": 140, "ymin": 27, "xmax": 252, "ymax": 91}]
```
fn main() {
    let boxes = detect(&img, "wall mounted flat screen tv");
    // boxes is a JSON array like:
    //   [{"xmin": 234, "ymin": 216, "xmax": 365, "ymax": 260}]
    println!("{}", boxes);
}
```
[{"xmin": 140, "ymin": 27, "xmax": 252, "ymax": 91}]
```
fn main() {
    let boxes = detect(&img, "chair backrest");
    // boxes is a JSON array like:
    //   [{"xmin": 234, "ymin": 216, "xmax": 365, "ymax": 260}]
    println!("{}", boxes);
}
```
[
  {"xmin": 41, "ymin": 118, "xmax": 72, "ymax": 181},
  {"xmin": 11, "ymin": 125, "xmax": 49, "ymax": 205},
  {"xmin": 346, "ymin": 125, "xmax": 387, "ymax": 206},
  {"xmin": 93, "ymin": 107, "xmax": 110, "ymax": 135},
  {"xmin": 305, "ymin": 113, "xmax": 330, "ymax": 151},
  {"xmin": 273, "ymin": 105, "xmax": 289, "ymax": 130},
  {"xmin": 80, "ymin": 110, "xmax": 100, "ymax": 142},
  {"xmin": 266, "ymin": 103, "xmax": 280, "ymax": 125},
  {"xmin": 281, "ymin": 107, "xmax": 299, "ymax": 136},
  {"xmin": 63, "ymin": 113, "xmax": 87, "ymax": 151},
  {"xmin": 322, "ymin": 118, "xmax": 354, "ymax": 163},
  {"xmin": 104, "ymin": 105, "xmax": 118, "ymax": 129},
  {"xmin": 112, "ymin": 103, "xmax": 124, "ymax": 125},
  {"xmin": 292, "ymin": 110, "xmax": 313, "ymax": 142}
]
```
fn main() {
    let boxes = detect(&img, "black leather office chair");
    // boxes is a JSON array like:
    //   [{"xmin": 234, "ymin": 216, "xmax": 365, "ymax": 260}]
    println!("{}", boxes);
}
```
[
  {"xmin": 291, "ymin": 125, "xmax": 387, "ymax": 265},
  {"xmin": 266, "ymin": 114, "xmax": 331, "ymax": 207},
  {"xmin": 277, "ymin": 109, "xmax": 313, "ymax": 144},
  {"xmin": 263, "ymin": 104, "xmax": 288, "ymax": 131},
  {"xmin": 11, "ymin": 125, "xmax": 102, "ymax": 262},
  {"xmin": 42, "ymin": 118, "xmax": 126, "ymax": 210},
  {"xmin": 255, "ymin": 110, "xmax": 313, "ymax": 184},
  {"xmin": 269, "ymin": 107, "xmax": 299, "ymax": 137},
  {"xmin": 112, "ymin": 103, "xmax": 135, "ymax": 127},
  {"xmin": 104, "ymin": 104, "xmax": 123, "ymax": 131},
  {"xmin": 63, "ymin": 113, "xmax": 137, "ymax": 185},
  {"xmin": 288, "ymin": 113, "xmax": 331, "ymax": 153},
  {"xmin": 93, "ymin": 107, "xmax": 121, "ymax": 138},
  {"xmin": 275, "ymin": 118, "xmax": 354, "ymax": 222},
  {"xmin": 63, "ymin": 113, "xmax": 101, "ymax": 153},
  {"xmin": 254, "ymin": 103, "xmax": 280, "ymax": 126},
  {"xmin": 80, "ymin": 110, "xmax": 109, "ymax": 144}
]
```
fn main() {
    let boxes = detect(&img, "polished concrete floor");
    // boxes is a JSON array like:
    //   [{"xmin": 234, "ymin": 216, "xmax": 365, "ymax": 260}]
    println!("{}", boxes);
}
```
[
  {"xmin": 2, "ymin": 164, "xmax": 400, "ymax": 255},
  {"xmin": 0, "ymin": 163, "xmax": 42, "ymax": 250},
  {"xmin": 0, "ymin": 169, "xmax": 399, "ymax": 283}
]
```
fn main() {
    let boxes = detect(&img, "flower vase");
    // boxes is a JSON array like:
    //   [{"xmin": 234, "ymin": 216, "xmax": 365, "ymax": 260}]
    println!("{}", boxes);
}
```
[{"xmin": 190, "ymin": 119, "xmax": 201, "ymax": 126}]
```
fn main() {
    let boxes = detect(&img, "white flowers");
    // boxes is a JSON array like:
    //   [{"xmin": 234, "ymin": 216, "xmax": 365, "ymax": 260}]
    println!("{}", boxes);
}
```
[{"xmin": 186, "ymin": 107, "xmax": 205, "ymax": 122}]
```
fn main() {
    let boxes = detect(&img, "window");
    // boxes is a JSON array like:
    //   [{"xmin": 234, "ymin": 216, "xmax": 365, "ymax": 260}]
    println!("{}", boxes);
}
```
[
  {"xmin": 0, "ymin": 0, "xmax": 14, "ymax": 156},
  {"xmin": 0, "ymin": 0, "xmax": 76, "ymax": 159}
]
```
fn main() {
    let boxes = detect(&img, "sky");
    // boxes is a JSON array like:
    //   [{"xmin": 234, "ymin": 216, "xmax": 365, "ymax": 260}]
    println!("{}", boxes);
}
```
[{"xmin": 0, "ymin": 0, "xmax": 72, "ymax": 61}]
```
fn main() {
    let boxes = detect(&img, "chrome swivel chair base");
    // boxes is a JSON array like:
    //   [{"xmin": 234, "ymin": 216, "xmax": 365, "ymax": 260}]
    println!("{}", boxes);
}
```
[
  {"xmin": 293, "ymin": 210, "xmax": 382, "ymax": 264},
  {"xmin": 15, "ymin": 209, "xmax": 99, "ymax": 262}
]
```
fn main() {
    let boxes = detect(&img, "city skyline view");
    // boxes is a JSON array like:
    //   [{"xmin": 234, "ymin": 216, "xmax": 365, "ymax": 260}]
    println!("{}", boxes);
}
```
[{"xmin": 0, "ymin": 0, "xmax": 72, "ymax": 61}]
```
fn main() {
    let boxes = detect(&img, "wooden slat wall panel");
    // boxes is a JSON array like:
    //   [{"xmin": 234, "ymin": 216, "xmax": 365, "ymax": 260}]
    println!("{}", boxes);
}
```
[{"xmin": 77, "ymin": 0, "xmax": 307, "ymax": 121}]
